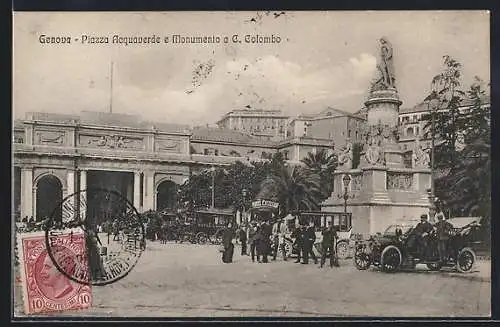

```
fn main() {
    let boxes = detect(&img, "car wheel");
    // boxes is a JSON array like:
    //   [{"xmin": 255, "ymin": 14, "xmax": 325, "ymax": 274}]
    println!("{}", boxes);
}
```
[
  {"xmin": 353, "ymin": 248, "xmax": 371, "ymax": 270},
  {"xmin": 212, "ymin": 230, "xmax": 223, "ymax": 245},
  {"xmin": 336, "ymin": 240, "xmax": 350, "ymax": 260},
  {"xmin": 196, "ymin": 232, "xmax": 208, "ymax": 245},
  {"xmin": 380, "ymin": 245, "xmax": 402, "ymax": 272},
  {"xmin": 456, "ymin": 247, "xmax": 476, "ymax": 273}
]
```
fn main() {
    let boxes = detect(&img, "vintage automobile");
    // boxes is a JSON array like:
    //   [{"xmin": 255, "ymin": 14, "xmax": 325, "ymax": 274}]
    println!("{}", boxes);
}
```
[{"xmin": 353, "ymin": 218, "xmax": 480, "ymax": 273}]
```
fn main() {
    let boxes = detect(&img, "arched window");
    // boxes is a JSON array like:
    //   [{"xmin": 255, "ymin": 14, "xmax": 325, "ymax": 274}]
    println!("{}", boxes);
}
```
[{"xmin": 406, "ymin": 127, "xmax": 414, "ymax": 137}]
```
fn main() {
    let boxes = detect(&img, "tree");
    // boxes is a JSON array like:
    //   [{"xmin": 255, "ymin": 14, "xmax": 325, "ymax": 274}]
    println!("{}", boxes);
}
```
[
  {"xmin": 258, "ymin": 164, "xmax": 322, "ymax": 216},
  {"xmin": 423, "ymin": 56, "xmax": 467, "ymax": 170},
  {"xmin": 301, "ymin": 149, "xmax": 337, "ymax": 200},
  {"xmin": 428, "ymin": 76, "xmax": 491, "ymax": 219},
  {"xmin": 439, "ymin": 79, "xmax": 490, "ymax": 217}
]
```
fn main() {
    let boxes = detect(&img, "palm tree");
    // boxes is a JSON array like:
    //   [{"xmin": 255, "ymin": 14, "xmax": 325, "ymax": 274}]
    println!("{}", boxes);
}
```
[
  {"xmin": 301, "ymin": 149, "xmax": 337, "ymax": 200},
  {"xmin": 258, "ymin": 164, "xmax": 322, "ymax": 216}
]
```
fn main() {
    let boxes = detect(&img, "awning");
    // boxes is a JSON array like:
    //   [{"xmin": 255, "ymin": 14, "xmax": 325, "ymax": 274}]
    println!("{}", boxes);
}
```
[{"xmin": 446, "ymin": 217, "xmax": 482, "ymax": 228}]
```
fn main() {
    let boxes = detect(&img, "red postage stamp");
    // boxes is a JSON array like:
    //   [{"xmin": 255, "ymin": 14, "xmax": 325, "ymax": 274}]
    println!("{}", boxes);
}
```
[{"xmin": 17, "ymin": 231, "xmax": 92, "ymax": 314}]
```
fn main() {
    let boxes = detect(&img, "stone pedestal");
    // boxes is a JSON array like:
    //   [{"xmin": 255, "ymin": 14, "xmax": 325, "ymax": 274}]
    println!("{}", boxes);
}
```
[
  {"xmin": 365, "ymin": 88, "xmax": 401, "ymax": 127},
  {"xmin": 323, "ymin": 167, "xmax": 432, "ymax": 234}
]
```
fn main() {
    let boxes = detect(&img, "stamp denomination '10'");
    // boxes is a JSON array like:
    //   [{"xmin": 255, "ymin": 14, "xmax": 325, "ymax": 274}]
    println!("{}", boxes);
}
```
[{"xmin": 17, "ymin": 232, "xmax": 92, "ymax": 314}]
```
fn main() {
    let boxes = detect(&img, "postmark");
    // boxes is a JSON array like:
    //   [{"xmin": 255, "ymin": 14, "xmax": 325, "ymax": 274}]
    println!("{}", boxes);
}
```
[
  {"xmin": 17, "ymin": 232, "xmax": 92, "ymax": 314},
  {"xmin": 44, "ymin": 188, "xmax": 145, "ymax": 286}
]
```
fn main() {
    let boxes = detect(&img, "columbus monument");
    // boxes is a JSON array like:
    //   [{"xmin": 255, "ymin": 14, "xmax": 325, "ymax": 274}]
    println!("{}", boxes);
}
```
[{"xmin": 322, "ymin": 37, "xmax": 432, "ymax": 234}]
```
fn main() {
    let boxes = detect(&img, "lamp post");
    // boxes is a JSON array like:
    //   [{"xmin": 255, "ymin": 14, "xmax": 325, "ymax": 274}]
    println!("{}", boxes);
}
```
[
  {"xmin": 241, "ymin": 188, "xmax": 248, "ymax": 224},
  {"xmin": 427, "ymin": 96, "xmax": 440, "ymax": 221},
  {"xmin": 337, "ymin": 174, "xmax": 352, "ymax": 213},
  {"xmin": 210, "ymin": 166, "xmax": 216, "ymax": 208}
]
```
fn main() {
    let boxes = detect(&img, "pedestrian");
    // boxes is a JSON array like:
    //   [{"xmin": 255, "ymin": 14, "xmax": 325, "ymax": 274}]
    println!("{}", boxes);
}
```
[
  {"xmin": 221, "ymin": 222, "xmax": 235, "ymax": 263},
  {"xmin": 434, "ymin": 213, "xmax": 453, "ymax": 263},
  {"xmin": 239, "ymin": 224, "xmax": 248, "ymax": 255},
  {"xmin": 291, "ymin": 223, "xmax": 303, "ymax": 263},
  {"xmin": 302, "ymin": 221, "xmax": 318, "ymax": 264},
  {"xmin": 249, "ymin": 222, "xmax": 258, "ymax": 262},
  {"xmin": 260, "ymin": 220, "xmax": 272, "ymax": 263},
  {"xmin": 272, "ymin": 218, "xmax": 287, "ymax": 261},
  {"xmin": 255, "ymin": 222, "xmax": 264, "ymax": 263},
  {"xmin": 408, "ymin": 214, "xmax": 434, "ymax": 257},
  {"xmin": 320, "ymin": 221, "xmax": 339, "ymax": 268}
]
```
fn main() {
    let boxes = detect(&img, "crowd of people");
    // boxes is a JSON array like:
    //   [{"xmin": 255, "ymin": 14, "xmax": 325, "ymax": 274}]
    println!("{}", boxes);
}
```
[{"xmin": 220, "ymin": 219, "xmax": 340, "ymax": 268}]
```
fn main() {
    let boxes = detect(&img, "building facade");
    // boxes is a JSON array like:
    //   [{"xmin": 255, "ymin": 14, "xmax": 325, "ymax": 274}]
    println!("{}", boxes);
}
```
[
  {"xmin": 286, "ymin": 107, "xmax": 366, "ymax": 148},
  {"xmin": 215, "ymin": 108, "xmax": 289, "ymax": 141},
  {"xmin": 13, "ymin": 110, "xmax": 335, "ymax": 222},
  {"xmin": 398, "ymin": 94, "xmax": 491, "ymax": 153}
]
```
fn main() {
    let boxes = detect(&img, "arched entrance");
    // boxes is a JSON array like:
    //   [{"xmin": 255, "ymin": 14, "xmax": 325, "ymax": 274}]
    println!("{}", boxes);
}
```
[
  {"xmin": 36, "ymin": 175, "xmax": 63, "ymax": 222},
  {"xmin": 156, "ymin": 180, "xmax": 178, "ymax": 211}
]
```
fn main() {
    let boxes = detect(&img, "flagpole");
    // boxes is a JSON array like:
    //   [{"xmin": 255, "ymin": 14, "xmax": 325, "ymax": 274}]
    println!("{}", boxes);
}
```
[{"xmin": 109, "ymin": 61, "xmax": 114, "ymax": 114}]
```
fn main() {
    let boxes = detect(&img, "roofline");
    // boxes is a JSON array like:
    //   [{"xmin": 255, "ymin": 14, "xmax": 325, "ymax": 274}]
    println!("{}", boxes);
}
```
[
  {"xmin": 399, "ymin": 98, "xmax": 491, "ymax": 115},
  {"xmin": 191, "ymin": 138, "xmax": 277, "ymax": 148}
]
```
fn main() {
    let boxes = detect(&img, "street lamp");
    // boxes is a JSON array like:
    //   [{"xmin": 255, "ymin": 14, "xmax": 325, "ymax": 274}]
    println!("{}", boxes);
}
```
[
  {"xmin": 427, "ymin": 95, "xmax": 440, "ymax": 221},
  {"xmin": 210, "ymin": 166, "xmax": 216, "ymax": 208},
  {"xmin": 241, "ymin": 188, "xmax": 248, "ymax": 224},
  {"xmin": 337, "ymin": 174, "xmax": 353, "ymax": 213}
]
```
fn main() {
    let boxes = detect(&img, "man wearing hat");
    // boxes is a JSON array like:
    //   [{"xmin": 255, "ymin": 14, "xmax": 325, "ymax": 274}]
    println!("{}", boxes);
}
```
[
  {"xmin": 434, "ymin": 213, "xmax": 453, "ymax": 263},
  {"xmin": 291, "ymin": 223, "xmax": 303, "ymax": 263},
  {"xmin": 409, "ymin": 214, "xmax": 434, "ymax": 257}
]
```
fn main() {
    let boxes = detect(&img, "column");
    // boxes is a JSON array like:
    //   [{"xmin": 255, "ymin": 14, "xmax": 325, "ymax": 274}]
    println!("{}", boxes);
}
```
[
  {"xmin": 79, "ymin": 170, "xmax": 87, "ymax": 220},
  {"xmin": 142, "ymin": 171, "xmax": 155, "ymax": 211},
  {"xmin": 133, "ymin": 171, "xmax": 141, "ymax": 211},
  {"xmin": 32, "ymin": 186, "xmax": 37, "ymax": 221},
  {"xmin": 66, "ymin": 170, "xmax": 75, "ymax": 220},
  {"xmin": 294, "ymin": 144, "xmax": 300, "ymax": 161},
  {"xmin": 20, "ymin": 168, "xmax": 33, "ymax": 220},
  {"xmin": 67, "ymin": 170, "xmax": 75, "ymax": 196}
]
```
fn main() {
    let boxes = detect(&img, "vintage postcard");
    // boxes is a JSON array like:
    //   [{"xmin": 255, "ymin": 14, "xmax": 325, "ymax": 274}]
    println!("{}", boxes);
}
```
[{"xmin": 12, "ymin": 11, "xmax": 490, "ymax": 318}]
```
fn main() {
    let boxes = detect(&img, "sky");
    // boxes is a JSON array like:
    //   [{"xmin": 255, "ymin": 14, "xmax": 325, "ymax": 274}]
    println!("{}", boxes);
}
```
[{"xmin": 13, "ymin": 11, "xmax": 490, "ymax": 126}]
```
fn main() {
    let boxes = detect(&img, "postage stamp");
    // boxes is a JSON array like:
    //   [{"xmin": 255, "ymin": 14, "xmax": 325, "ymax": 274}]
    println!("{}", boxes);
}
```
[
  {"xmin": 44, "ymin": 188, "xmax": 145, "ymax": 286},
  {"xmin": 17, "ymin": 231, "xmax": 92, "ymax": 314}
]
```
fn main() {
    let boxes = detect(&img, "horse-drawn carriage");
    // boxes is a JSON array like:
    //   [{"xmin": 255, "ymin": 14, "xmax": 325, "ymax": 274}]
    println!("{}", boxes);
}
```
[
  {"xmin": 189, "ymin": 208, "xmax": 235, "ymax": 245},
  {"xmin": 142, "ymin": 207, "xmax": 235, "ymax": 245}
]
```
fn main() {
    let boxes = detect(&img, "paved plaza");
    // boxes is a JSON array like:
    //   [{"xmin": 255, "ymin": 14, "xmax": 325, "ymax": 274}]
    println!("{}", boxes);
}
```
[{"xmin": 14, "ymin": 241, "xmax": 491, "ymax": 318}]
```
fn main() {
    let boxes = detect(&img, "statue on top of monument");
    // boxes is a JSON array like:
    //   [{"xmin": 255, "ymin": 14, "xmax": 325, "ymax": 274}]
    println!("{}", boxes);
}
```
[{"xmin": 371, "ymin": 37, "xmax": 396, "ymax": 91}]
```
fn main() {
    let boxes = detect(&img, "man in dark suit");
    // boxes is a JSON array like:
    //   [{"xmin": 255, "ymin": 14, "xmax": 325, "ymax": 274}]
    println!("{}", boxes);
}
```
[
  {"xmin": 320, "ymin": 221, "xmax": 339, "ymax": 268},
  {"xmin": 248, "ymin": 222, "xmax": 258, "ymax": 262},
  {"xmin": 259, "ymin": 220, "xmax": 272, "ymax": 263},
  {"xmin": 434, "ymin": 213, "xmax": 453, "ymax": 263},
  {"xmin": 291, "ymin": 223, "xmax": 303, "ymax": 263},
  {"xmin": 221, "ymin": 223, "xmax": 235, "ymax": 263},
  {"xmin": 302, "ymin": 222, "xmax": 318, "ymax": 264},
  {"xmin": 409, "ymin": 214, "xmax": 434, "ymax": 257}
]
